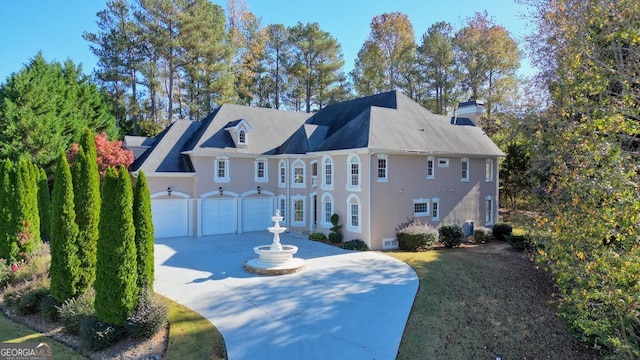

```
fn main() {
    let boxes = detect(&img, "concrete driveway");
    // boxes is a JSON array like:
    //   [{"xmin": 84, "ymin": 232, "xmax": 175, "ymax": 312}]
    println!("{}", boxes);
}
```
[{"xmin": 154, "ymin": 232, "xmax": 418, "ymax": 360}]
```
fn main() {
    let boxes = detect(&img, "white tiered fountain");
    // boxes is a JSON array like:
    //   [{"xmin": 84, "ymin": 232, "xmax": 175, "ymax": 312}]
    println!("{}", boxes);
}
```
[{"xmin": 244, "ymin": 210, "xmax": 306, "ymax": 275}]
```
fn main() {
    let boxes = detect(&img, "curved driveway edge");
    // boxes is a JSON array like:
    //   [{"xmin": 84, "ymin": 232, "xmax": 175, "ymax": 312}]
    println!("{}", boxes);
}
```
[{"xmin": 154, "ymin": 232, "xmax": 418, "ymax": 360}]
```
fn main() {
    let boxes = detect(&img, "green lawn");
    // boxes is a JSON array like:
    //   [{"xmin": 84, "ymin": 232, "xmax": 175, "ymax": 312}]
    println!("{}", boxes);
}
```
[{"xmin": 388, "ymin": 243, "xmax": 600, "ymax": 360}]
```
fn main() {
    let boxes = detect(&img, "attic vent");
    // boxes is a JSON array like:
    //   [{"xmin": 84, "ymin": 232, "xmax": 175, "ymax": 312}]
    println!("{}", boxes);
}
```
[{"xmin": 417, "ymin": 128, "xmax": 425, "ymax": 131}]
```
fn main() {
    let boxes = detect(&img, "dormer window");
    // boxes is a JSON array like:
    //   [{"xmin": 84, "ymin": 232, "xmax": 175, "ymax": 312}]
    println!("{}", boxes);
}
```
[{"xmin": 224, "ymin": 119, "xmax": 252, "ymax": 147}]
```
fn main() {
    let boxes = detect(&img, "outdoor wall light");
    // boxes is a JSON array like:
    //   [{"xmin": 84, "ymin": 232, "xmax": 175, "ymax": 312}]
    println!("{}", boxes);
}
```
[
  {"xmin": 167, "ymin": 187, "xmax": 172, "ymax": 196},
  {"xmin": 257, "ymin": 186, "xmax": 261, "ymax": 194},
  {"xmin": 219, "ymin": 186, "xmax": 223, "ymax": 195}
]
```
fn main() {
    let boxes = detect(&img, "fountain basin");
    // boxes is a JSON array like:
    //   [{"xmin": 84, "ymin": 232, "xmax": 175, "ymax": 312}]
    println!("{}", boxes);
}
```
[{"xmin": 254, "ymin": 245, "xmax": 298, "ymax": 265}]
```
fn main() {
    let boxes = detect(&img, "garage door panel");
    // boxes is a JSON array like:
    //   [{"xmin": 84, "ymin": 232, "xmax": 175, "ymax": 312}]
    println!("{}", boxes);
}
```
[
  {"xmin": 152, "ymin": 199, "xmax": 188, "ymax": 238},
  {"xmin": 242, "ymin": 197, "xmax": 273, "ymax": 232},
  {"xmin": 202, "ymin": 198, "xmax": 236, "ymax": 235}
]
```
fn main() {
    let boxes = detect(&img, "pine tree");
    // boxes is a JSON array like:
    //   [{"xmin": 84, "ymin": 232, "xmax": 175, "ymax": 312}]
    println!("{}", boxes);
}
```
[
  {"xmin": 95, "ymin": 166, "xmax": 138, "ymax": 325},
  {"xmin": 37, "ymin": 167, "xmax": 51, "ymax": 242},
  {"xmin": 50, "ymin": 152, "xmax": 80, "ymax": 302},
  {"xmin": 133, "ymin": 171, "xmax": 155, "ymax": 291},
  {"xmin": 0, "ymin": 160, "xmax": 18, "ymax": 261},
  {"xmin": 72, "ymin": 129, "xmax": 101, "ymax": 294}
]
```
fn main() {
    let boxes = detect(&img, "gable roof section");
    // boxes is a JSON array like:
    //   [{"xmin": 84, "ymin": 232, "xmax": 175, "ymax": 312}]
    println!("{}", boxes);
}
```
[
  {"xmin": 185, "ymin": 104, "xmax": 309, "ymax": 155},
  {"xmin": 130, "ymin": 120, "xmax": 202, "ymax": 173}
]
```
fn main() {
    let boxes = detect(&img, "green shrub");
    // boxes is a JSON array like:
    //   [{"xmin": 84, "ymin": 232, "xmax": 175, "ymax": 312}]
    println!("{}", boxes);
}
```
[
  {"xmin": 80, "ymin": 316, "xmax": 125, "ymax": 351},
  {"xmin": 329, "ymin": 214, "xmax": 343, "ymax": 243},
  {"xmin": 474, "ymin": 227, "xmax": 492, "ymax": 243},
  {"xmin": 308, "ymin": 232, "xmax": 327, "ymax": 242},
  {"xmin": 396, "ymin": 219, "xmax": 438, "ymax": 251},
  {"xmin": 438, "ymin": 224, "xmax": 465, "ymax": 248},
  {"xmin": 58, "ymin": 289, "xmax": 95, "ymax": 334},
  {"xmin": 492, "ymin": 223, "xmax": 513, "ymax": 241},
  {"xmin": 41, "ymin": 295, "xmax": 61, "ymax": 322},
  {"xmin": 17, "ymin": 286, "xmax": 49, "ymax": 315},
  {"xmin": 507, "ymin": 235, "xmax": 532, "ymax": 251},
  {"xmin": 328, "ymin": 233, "xmax": 343, "ymax": 244},
  {"xmin": 342, "ymin": 239, "xmax": 369, "ymax": 251},
  {"xmin": 125, "ymin": 291, "xmax": 168, "ymax": 339},
  {"xmin": 0, "ymin": 258, "xmax": 16, "ymax": 287},
  {"xmin": 3, "ymin": 275, "xmax": 49, "ymax": 308}
]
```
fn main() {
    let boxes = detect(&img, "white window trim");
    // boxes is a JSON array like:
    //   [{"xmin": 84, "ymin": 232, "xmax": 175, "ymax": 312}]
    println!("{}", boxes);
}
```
[
  {"xmin": 238, "ymin": 129, "xmax": 247, "ymax": 145},
  {"xmin": 485, "ymin": 159, "xmax": 494, "ymax": 182},
  {"xmin": 346, "ymin": 153, "xmax": 361, "ymax": 192},
  {"xmin": 214, "ymin": 156, "xmax": 230, "ymax": 183},
  {"xmin": 461, "ymin": 157, "xmax": 469, "ymax": 182},
  {"xmin": 346, "ymin": 193, "xmax": 362, "ymax": 233},
  {"xmin": 377, "ymin": 154, "xmax": 388, "ymax": 182},
  {"xmin": 292, "ymin": 159, "xmax": 306, "ymax": 188},
  {"xmin": 255, "ymin": 157, "xmax": 268, "ymax": 183},
  {"xmin": 278, "ymin": 160, "xmax": 286, "ymax": 188},
  {"xmin": 432, "ymin": 197, "xmax": 440, "ymax": 221},
  {"xmin": 437, "ymin": 158, "xmax": 449, "ymax": 168},
  {"xmin": 291, "ymin": 195, "xmax": 306, "ymax": 226},
  {"xmin": 277, "ymin": 195, "xmax": 287, "ymax": 222},
  {"xmin": 320, "ymin": 193, "xmax": 334, "ymax": 229},
  {"xmin": 382, "ymin": 237, "xmax": 399, "ymax": 250},
  {"xmin": 321, "ymin": 155, "xmax": 334, "ymax": 190},
  {"xmin": 413, "ymin": 198, "xmax": 430, "ymax": 217},
  {"xmin": 485, "ymin": 195, "xmax": 494, "ymax": 226},
  {"xmin": 311, "ymin": 160, "xmax": 318, "ymax": 187},
  {"xmin": 427, "ymin": 156, "xmax": 435, "ymax": 179}
]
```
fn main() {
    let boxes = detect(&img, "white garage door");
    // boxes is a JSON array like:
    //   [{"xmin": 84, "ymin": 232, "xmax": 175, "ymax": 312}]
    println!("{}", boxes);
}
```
[
  {"xmin": 242, "ymin": 197, "xmax": 273, "ymax": 232},
  {"xmin": 151, "ymin": 199, "xmax": 189, "ymax": 238},
  {"xmin": 202, "ymin": 198, "xmax": 236, "ymax": 235}
]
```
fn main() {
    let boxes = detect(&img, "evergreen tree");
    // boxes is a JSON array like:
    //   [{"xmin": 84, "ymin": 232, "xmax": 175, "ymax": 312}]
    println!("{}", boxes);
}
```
[
  {"xmin": 95, "ymin": 166, "xmax": 138, "ymax": 325},
  {"xmin": 72, "ymin": 132, "xmax": 101, "ymax": 294},
  {"xmin": 13, "ymin": 160, "xmax": 40, "ymax": 256},
  {"xmin": 50, "ymin": 152, "xmax": 80, "ymax": 302},
  {"xmin": 0, "ymin": 53, "xmax": 118, "ymax": 172},
  {"xmin": 133, "ymin": 171, "xmax": 154, "ymax": 291},
  {"xmin": 0, "ymin": 161, "xmax": 17, "ymax": 261},
  {"xmin": 36, "ymin": 167, "xmax": 51, "ymax": 242}
]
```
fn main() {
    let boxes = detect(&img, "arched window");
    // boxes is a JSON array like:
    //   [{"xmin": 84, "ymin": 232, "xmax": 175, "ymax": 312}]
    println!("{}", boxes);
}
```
[
  {"xmin": 346, "ymin": 194, "xmax": 361, "ymax": 233},
  {"xmin": 292, "ymin": 159, "xmax": 305, "ymax": 187},
  {"xmin": 278, "ymin": 160, "xmax": 286, "ymax": 187},
  {"xmin": 238, "ymin": 130, "xmax": 246, "ymax": 144},
  {"xmin": 346, "ymin": 153, "xmax": 361, "ymax": 191},
  {"xmin": 321, "ymin": 155, "xmax": 333, "ymax": 190},
  {"xmin": 320, "ymin": 193, "xmax": 334, "ymax": 228}
]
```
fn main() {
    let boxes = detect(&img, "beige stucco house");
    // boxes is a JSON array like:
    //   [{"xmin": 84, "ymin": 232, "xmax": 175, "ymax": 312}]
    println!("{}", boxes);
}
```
[{"xmin": 129, "ymin": 90, "xmax": 503, "ymax": 250}]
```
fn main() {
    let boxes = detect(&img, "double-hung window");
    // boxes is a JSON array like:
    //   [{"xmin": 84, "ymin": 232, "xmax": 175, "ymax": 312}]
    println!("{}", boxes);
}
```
[
  {"xmin": 346, "ymin": 194, "xmax": 361, "ymax": 233},
  {"xmin": 255, "ymin": 158, "xmax": 268, "ymax": 182},
  {"xmin": 292, "ymin": 160, "xmax": 305, "ymax": 188},
  {"xmin": 377, "ymin": 154, "xmax": 388, "ymax": 182},
  {"xmin": 215, "ymin": 156, "xmax": 230, "ymax": 182},
  {"xmin": 461, "ymin": 158, "xmax": 469, "ymax": 182},
  {"xmin": 322, "ymin": 156, "xmax": 334, "ymax": 190},
  {"xmin": 347, "ymin": 154, "xmax": 361, "ymax": 191},
  {"xmin": 432, "ymin": 198, "xmax": 440, "ymax": 221},
  {"xmin": 427, "ymin": 156, "xmax": 435, "ymax": 179},
  {"xmin": 485, "ymin": 159, "xmax": 494, "ymax": 182}
]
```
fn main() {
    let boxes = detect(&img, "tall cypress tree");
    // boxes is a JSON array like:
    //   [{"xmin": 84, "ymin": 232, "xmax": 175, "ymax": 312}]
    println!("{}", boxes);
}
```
[
  {"xmin": 37, "ymin": 167, "xmax": 51, "ymax": 242},
  {"xmin": 0, "ymin": 160, "xmax": 17, "ymax": 261},
  {"xmin": 133, "ymin": 171, "xmax": 154, "ymax": 291},
  {"xmin": 50, "ymin": 152, "xmax": 80, "ymax": 302},
  {"xmin": 95, "ymin": 166, "xmax": 138, "ymax": 325},
  {"xmin": 13, "ymin": 160, "xmax": 40, "ymax": 256},
  {"xmin": 72, "ymin": 130, "xmax": 100, "ymax": 294}
]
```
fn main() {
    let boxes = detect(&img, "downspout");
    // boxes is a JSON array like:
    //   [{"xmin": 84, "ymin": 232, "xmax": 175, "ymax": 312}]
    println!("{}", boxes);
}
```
[
  {"xmin": 367, "ymin": 150, "xmax": 374, "ymax": 250},
  {"xmin": 286, "ymin": 157, "xmax": 290, "ymax": 232}
]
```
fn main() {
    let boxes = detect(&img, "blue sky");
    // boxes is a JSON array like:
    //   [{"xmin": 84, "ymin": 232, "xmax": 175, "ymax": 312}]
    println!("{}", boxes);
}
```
[{"xmin": 0, "ymin": 0, "xmax": 534, "ymax": 82}]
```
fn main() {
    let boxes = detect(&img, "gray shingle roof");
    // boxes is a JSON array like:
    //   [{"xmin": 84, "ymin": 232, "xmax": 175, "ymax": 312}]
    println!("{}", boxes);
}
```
[
  {"xmin": 130, "ymin": 120, "xmax": 202, "ymax": 172},
  {"xmin": 131, "ymin": 91, "xmax": 503, "ymax": 172},
  {"xmin": 185, "ymin": 104, "xmax": 309, "ymax": 155}
]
